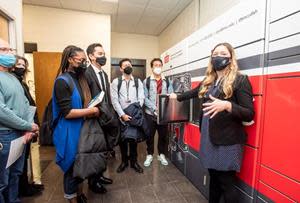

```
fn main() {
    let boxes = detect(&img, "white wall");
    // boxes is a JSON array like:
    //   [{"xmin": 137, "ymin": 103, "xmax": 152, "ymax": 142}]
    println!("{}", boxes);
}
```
[
  {"xmin": 199, "ymin": 0, "xmax": 241, "ymax": 27},
  {"xmin": 0, "ymin": 0, "xmax": 23, "ymax": 54},
  {"xmin": 158, "ymin": 0, "xmax": 199, "ymax": 54},
  {"xmin": 23, "ymin": 5, "xmax": 111, "ymax": 75},
  {"xmin": 111, "ymin": 32, "xmax": 159, "ymax": 76},
  {"xmin": 158, "ymin": 0, "xmax": 241, "ymax": 54}
]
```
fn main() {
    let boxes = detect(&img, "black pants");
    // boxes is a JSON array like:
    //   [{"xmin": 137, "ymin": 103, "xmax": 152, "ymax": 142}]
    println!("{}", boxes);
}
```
[
  {"xmin": 208, "ymin": 169, "xmax": 238, "ymax": 203},
  {"xmin": 145, "ymin": 114, "xmax": 168, "ymax": 155},
  {"xmin": 19, "ymin": 142, "xmax": 31, "ymax": 193},
  {"xmin": 119, "ymin": 139, "xmax": 137, "ymax": 163}
]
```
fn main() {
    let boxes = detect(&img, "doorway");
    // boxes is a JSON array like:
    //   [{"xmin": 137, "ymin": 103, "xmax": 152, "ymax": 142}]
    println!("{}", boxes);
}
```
[
  {"xmin": 33, "ymin": 52, "xmax": 62, "ymax": 124},
  {"xmin": 111, "ymin": 58, "xmax": 146, "ymax": 82}
]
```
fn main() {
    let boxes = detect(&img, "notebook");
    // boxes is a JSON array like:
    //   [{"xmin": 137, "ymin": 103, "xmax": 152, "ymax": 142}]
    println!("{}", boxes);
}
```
[{"xmin": 88, "ymin": 91, "xmax": 105, "ymax": 108}]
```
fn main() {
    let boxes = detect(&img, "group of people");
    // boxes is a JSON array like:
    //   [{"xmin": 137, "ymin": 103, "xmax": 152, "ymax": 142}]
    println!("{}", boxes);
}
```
[
  {"xmin": 0, "ymin": 37, "xmax": 254, "ymax": 203},
  {"xmin": 51, "ymin": 43, "xmax": 174, "ymax": 203}
]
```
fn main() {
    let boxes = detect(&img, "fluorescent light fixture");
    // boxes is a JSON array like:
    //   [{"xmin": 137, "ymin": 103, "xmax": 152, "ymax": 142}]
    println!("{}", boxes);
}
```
[{"xmin": 101, "ymin": 0, "xmax": 118, "ymax": 3}]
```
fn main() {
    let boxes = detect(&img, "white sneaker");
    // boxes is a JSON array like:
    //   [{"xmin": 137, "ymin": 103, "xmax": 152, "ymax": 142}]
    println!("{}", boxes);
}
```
[
  {"xmin": 144, "ymin": 155, "xmax": 153, "ymax": 167},
  {"xmin": 158, "ymin": 154, "xmax": 168, "ymax": 166}
]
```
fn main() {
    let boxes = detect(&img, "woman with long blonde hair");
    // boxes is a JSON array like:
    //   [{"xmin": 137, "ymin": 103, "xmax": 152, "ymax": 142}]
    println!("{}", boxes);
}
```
[{"xmin": 170, "ymin": 42, "xmax": 254, "ymax": 203}]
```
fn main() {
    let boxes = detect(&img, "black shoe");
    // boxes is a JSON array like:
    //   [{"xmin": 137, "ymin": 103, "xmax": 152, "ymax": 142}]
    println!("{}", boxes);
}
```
[
  {"xmin": 77, "ymin": 193, "xmax": 87, "ymax": 203},
  {"xmin": 98, "ymin": 176, "xmax": 113, "ymax": 184},
  {"xmin": 88, "ymin": 182, "xmax": 107, "ymax": 194},
  {"xmin": 130, "ymin": 162, "xmax": 143, "ymax": 173},
  {"xmin": 19, "ymin": 185, "xmax": 42, "ymax": 197},
  {"xmin": 117, "ymin": 162, "xmax": 128, "ymax": 173},
  {"xmin": 31, "ymin": 183, "xmax": 45, "ymax": 191}
]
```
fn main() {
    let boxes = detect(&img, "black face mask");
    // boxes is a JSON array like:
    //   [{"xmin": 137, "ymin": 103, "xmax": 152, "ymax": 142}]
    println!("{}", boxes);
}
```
[
  {"xmin": 74, "ymin": 62, "xmax": 87, "ymax": 75},
  {"xmin": 13, "ymin": 67, "xmax": 25, "ymax": 78},
  {"xmin": 124, "ymin": 66, "xmax": 133, "ymax": 75},
  {"xmin": 96, "ymin": 56, "xmax": 107, "ymax": 66},
  {"xmin": 211, "ymin": 56, "xmax": 230, "ymax": 71}
]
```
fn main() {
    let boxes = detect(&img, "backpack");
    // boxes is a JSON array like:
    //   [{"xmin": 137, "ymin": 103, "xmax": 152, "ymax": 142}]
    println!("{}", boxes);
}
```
[
  {"xmin": 39, "ymin": 73, "xmax": 74, "ymax": 146},
  {"xmin": 145, "ymin": 76, "xmax": 170, "ymax": 94},
  {"xmin": 117, "ymin": 76, "xmax": 139, "ymax": 99}
]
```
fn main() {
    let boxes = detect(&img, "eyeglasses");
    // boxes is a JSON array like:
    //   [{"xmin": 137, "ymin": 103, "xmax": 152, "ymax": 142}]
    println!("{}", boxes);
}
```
[
  {"xmin": 72, "ymin": 57, "xmax": 87, "ymax": 64},
  {"xmin": 0, "ymin": 47, "xmax": 17, "ymax": 53}
]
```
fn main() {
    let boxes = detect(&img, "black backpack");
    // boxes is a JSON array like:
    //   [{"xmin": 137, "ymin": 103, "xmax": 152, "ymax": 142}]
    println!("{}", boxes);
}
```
[
  {"xmin": 39, "ymin": 73, "xmax": 74, "ymax": 146},
  {"xmin": 117, "ymin": 76, "xmax": 139, "ymax": 99},
  {"xmin": 145, "ymin": 76, "xmax": 170, "ymax": 94}
]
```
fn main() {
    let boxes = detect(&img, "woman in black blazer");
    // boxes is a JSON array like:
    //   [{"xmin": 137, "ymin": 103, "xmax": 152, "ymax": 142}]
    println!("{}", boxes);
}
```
[{"xmin": 170, "ymin": 42, "xmax": 254, "ymax": 203}]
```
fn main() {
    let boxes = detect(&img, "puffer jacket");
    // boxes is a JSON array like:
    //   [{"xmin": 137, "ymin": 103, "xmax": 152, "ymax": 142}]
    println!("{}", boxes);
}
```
[{"xmin": 73, "ymin": 118, "xmax": 108, "ymax": 179}]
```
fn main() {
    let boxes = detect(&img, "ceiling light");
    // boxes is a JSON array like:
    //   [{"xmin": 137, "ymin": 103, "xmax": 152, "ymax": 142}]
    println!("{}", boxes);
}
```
[{"xmin": 101, "ymin": 0, "xmax": 118, "ymax": 3}]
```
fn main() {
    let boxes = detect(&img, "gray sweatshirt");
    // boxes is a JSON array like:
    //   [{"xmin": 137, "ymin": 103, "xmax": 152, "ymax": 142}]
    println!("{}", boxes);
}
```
[{"xmin": 0, "ymin": 71, "xmax": 32, "ymax": 131}]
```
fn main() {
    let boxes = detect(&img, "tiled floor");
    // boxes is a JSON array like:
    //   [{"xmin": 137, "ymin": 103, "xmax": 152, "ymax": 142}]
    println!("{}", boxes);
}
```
[{"xmin": 22, "ymin": 143, "xmax": 208, "ymax": 203}]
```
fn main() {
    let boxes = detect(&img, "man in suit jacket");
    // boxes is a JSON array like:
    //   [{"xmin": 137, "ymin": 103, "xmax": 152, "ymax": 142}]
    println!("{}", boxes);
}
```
[{"xmin": 85, "ymin": 43, "xmax": 116, "ymax": 194}]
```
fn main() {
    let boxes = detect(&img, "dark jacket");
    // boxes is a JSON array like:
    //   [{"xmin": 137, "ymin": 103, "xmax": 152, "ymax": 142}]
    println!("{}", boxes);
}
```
[
  {"xmin": 73, "ymin": 118, "xmax": 108, "ymax": 179},
  {"xmin": 85, "ymin": 65, "xmax": 120, "ymax": 148},
  {"xmin": 85, "ymin": 65, "xmax": 112, "ymax": 105},
  {"xmin": 121, "ymin": 102, "xmax": 150, "ymax": 142},
  {"xmin": 13, "ymin": 74, "xmax": 39, "ymax": 125},
  {"xmin": 177, "ymin": 74, "xmax": 254, "ymax": 145}
]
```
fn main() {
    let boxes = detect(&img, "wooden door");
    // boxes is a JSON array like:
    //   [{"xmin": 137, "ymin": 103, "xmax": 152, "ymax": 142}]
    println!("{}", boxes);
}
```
[{"xmin": 33, "ymin": 52, "xmax": 62, "ymax": 123}]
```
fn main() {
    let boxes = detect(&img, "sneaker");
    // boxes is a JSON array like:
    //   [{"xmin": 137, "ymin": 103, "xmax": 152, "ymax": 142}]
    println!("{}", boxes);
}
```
[
  {"xmin": 158, "ymin": 154, "xmax": 168, "ymax": 166},
  {"xmin": 144, "ymin": 155, "xmax": 153, "ymax": 167}
]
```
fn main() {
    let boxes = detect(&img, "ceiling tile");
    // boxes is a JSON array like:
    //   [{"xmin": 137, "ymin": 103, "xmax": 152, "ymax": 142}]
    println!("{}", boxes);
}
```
[
  {"xmin": 142, "ymin": 7, "xmax": 166, "ymax": 18},
  {"xmin": 60, "ymin": 0, "xmax": 91, "ymax": 11},
  {"xmin": 118, "ymin": 0, "xmax": 149, "ymax": 7},
  {"xmin": 26, "ymin": 0, "xmax": 62, "ymax": 8},
  {"xmin": 90, "ymin": 0, "xmax": 118, "ymax": 14},
  {"xmin": 148, "ymin": 0, "xmax": 178, "ymax": 9},
  {"xmin": 117, "ymin": 2, "xmax": 145, "ymax": 16}
]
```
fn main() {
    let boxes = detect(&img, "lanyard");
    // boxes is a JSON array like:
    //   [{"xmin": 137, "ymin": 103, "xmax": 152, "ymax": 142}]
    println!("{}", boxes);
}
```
[{"xmin": 126, "ymin": 80, "xmax": 131, "ymax": 102}]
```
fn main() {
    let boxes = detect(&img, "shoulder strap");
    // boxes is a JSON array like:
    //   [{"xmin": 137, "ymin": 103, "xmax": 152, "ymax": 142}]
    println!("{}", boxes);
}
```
[
  {"xmin": 58, "ymin": 73, "xmax": 75, "ymax": 93},
  {"xmin": 117, "ymin": 76, "xmax": 122, "ymax": 96},
  {"xmin": 146, "ymin": 76, "xmax": 151, "ymax": 91},
  {"xmin": 134, "ymin": 77, "xmax": 139, "ymax": 99},
  {"xmin": 117, "ymin": 76, "xmax": 139, "ymax": 99}
]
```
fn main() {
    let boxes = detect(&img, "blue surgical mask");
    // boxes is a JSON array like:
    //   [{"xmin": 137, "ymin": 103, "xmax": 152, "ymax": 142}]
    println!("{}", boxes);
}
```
[{"xmin": 0, "ymin": 54, "xmax": 16, "ymax": 68}]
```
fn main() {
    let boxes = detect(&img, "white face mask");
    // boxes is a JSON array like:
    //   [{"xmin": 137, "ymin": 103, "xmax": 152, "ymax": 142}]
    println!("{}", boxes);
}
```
[{"xmin": 153, "ymin": 67, "xmax": 162, "ymax": 75}]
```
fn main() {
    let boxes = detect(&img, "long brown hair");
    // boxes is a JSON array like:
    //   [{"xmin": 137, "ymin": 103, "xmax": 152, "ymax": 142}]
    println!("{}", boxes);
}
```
[
  {"xmin": 58, "ymin": 45, "xmax": 91, "ymax": 108},
  {"xmin": 199, "ymin": 42, "xmax": 239, "ymax": 99},
  {"xmin": 15, "ymin": 55, "xmax": 30, "ymax": 74}
]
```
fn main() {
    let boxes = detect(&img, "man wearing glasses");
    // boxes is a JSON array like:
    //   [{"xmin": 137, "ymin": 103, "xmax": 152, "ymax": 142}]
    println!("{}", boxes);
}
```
[{"xmin": 0, "ymin": 38, "xmax": 39, "ymax": 202}]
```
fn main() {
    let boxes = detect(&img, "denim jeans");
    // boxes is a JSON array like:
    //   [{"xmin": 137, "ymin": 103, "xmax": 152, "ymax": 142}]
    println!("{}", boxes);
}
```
[
  {"xmin": 63, "ymin": 165, "xmax": 83, "ymax": 199},
  {"xmin": 0, "ymin": 130, "xmax": 26, "ymax": 203}
]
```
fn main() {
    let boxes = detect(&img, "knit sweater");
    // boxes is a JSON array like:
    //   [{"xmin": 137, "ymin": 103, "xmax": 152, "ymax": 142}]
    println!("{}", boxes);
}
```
[{"xmin": 0, "ymin": 71, "xmax": 32, "ymax": 131}]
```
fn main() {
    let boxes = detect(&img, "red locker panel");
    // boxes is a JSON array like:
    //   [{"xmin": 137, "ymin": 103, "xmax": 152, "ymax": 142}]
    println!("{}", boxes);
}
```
[
  {"xmin": 259, "ymin": 165, "xmax": 300, "ymax": 201},
  {"xmin": 191, "ymin": 81, "xmax": 200, "ymax": 88},
  {"xmin": 258, "ymin": 181, "xmax": 297, "ymax": 203},
  {"xmin": 244, "ymin": 95, "xmax": 262, "ymax": 148},
  {"xmin": 248, "ymin": 75, "xmax": 264, "ymax": 95},
  {"xmin": 184, "ymin": 123, "xmax": 200, "ymax": 152},
  {"xmin": 237, "ymin": 146, "xmax": 258, "ymax": 189},
  {"xmin": 261, "ymin": 76, "xmax": 300, "ymax": 182}
]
